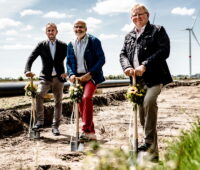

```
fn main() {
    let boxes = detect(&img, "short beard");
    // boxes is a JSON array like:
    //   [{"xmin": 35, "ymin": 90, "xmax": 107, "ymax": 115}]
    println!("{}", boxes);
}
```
[
  {"xmin": 49, "ymin": 37, "xmax": 56, "ymax": 41},
  {"xmin": 76, "ymin": 32, "xmax": 86, "ymax": 39}
]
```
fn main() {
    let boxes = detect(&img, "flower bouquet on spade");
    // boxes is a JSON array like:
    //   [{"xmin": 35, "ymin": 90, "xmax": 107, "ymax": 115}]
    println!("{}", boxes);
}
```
[
  {"xmin": 69, "ymin": 82, "xmax": 84, "ymax": 103},
  {"xmin": 24, "ymin": 81, "xmax": 37, "ymax": 98},
  {"xmin": 126, "ymin": 80, "xmax": 146, "ymax": 106}
]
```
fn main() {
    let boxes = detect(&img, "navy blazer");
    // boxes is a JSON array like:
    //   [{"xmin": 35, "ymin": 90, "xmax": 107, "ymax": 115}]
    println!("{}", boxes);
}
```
[
  {"xmin": 24, "ymin": 40, "xmax": 67, "ymax": 82},
  {"xmin": 66, "ymin": 34, "xmax": 105, "ymax": 85}
]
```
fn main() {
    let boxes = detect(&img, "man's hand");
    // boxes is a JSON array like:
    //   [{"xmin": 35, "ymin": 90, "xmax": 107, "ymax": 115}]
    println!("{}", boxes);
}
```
[
  {"xmin": 135, "ymin": 65, "xmax": 146, "ymax": 76},
  {"xmin": 80, "ymin": 72, "xmax": 92, "ymax": 82},
  {"xmin": 25, "ymin": 71, "xmax": 35, "ymax": 78},
  {"xmin": 60, "ymin": 73, "xmax": 68, "ymax": 80},
  {"xmin": 124, "ymin": 68, "xmax": 135, "ymax": 77},
  {"xmin": 69, "ymin": 75, "xmax": 76, "ymax": 83}
]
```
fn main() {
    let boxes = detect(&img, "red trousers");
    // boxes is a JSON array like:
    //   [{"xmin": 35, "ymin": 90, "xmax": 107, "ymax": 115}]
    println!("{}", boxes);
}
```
[{"xmin": 78, "ymin": 81, "xmax": 96, "ymax": 133}]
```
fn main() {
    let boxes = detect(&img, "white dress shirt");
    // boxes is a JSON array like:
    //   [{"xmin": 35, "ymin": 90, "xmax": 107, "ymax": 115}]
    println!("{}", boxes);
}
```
[{"xmin": 133, "ymin": 25, "xmax": 146, "ymax": 68}]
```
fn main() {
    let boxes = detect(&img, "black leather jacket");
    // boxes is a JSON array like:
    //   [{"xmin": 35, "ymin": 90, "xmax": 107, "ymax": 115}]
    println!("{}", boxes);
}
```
[{"xmin": 120, "ymin": 21, "xmax": 172, "ymax": 87}]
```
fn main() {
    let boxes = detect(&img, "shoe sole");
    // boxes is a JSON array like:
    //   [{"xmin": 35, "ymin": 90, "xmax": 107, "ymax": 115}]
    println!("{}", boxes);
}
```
[
  {"xmin": 52, "ymin": 134, "xmax": 60, "ymax": 136},
  {"xmin": 32, "ymin": 128, "xmax": 42, "ymax": 132},
  {"xmin": 79, "ymin": 137, "xmax": 97, "ymax": 142}
]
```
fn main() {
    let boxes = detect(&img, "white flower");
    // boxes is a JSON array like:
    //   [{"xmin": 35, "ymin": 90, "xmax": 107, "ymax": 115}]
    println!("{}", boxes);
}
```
[{"xmin": 27, "ymin": 91, "xmax": 32, "ymax": 96}]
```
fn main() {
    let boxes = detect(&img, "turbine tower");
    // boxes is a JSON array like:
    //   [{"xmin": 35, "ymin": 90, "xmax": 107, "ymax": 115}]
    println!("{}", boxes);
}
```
[{"xmin": 185, "ymin": 12, "xmax": 200, "ymax": 78}]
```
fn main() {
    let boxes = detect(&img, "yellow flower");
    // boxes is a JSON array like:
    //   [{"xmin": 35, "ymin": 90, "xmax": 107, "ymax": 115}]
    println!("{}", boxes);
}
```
[
  {"xmin": 69, "ymin": 82, "xmax": 84, "ymax": 103},
  {"xmin": 126, "ymin": 83, "xmax": 146, "ymax": 105},
  {"xmin": 24, "ymin": 82, "xmax": 37, "ymax": 98}
]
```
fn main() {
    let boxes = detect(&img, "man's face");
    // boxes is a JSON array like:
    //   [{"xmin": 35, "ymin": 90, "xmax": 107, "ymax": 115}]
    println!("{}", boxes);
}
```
[
  {"xmin": 131, "ymin": 8, "xmax": 149, "ymax": 29},
  {"xmin": 73, "ymin": 22, "xmax": 87, "ymax": 39},
  {"xmin": 46, "ymin": 25, "xmax": 58, "ymax": 41}
]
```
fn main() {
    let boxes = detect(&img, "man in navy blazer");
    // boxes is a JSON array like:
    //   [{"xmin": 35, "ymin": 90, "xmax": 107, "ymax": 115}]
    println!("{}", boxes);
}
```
[
  {"xmin": 24, "ymin": 23, "xmax": 67, "ymax": 136},
  {"xmin": 67, "ymin": 19, "xmax": 105, "ymax": 141}
]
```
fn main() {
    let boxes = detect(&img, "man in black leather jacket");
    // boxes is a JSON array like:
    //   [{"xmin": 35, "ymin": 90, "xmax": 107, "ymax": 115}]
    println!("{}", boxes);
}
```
[{"xmin": 120, "ymin": 4, "xmax": 172, "ymax": 161}]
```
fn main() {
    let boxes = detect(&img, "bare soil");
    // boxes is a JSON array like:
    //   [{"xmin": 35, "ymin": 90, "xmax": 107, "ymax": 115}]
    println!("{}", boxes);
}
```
[{"xmin": 0, "ymin": 85, "xmax": 200, "ymax": 170}]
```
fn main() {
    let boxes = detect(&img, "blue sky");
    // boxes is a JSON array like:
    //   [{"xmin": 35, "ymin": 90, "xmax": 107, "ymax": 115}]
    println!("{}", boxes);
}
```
[{"xmin": 0, "ymin": 0, "xmax": 200, "ymax": 78}]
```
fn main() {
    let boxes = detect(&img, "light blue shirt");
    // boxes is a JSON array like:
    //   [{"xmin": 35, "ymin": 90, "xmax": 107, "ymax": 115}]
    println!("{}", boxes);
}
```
[
  {"xmin": 49, "ymin": 40, "xmax": 57, "ymax": 76},
  {"xmin": 75, "ymin": 34, "xmax": 88, "ymax": 73}
]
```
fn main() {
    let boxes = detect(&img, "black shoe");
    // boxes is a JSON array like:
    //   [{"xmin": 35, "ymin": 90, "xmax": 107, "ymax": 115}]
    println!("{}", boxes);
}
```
[
  {"xmin": 52, "ymin": 127, "xmax": 60, "ymax": 136},
  {"xmin": 151, "ymin": 155, "xmax": 159, "ymax": 162},
  {"xmin": 32, "ymin": 123, "xmax": 43, "ymax": 130},
  {"xmin": 137, "ymin": 143, "xmax": 151, "ymax": 152}
]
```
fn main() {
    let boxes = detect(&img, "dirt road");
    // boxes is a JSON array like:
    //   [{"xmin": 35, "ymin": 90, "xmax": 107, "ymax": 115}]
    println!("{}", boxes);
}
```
[{"xmin": 0, "ymin": 85, "xmax": 200, "ymax": 170}]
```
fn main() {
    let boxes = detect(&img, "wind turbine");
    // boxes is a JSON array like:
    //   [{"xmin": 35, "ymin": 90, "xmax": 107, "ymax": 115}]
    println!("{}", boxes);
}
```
[{"xmin": 185, "ymin": 12, "xmax": 200, "ymax": 78}]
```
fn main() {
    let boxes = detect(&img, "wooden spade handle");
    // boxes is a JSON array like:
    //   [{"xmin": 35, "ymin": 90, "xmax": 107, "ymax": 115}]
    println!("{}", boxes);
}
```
[{"xmin": 132, "ymin": 75, "xmax": 136, "ymax": 86}]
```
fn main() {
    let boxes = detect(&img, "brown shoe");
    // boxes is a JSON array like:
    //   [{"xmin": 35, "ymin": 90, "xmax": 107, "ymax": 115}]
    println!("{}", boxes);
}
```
[{"xmin": 80, "ymin": 132, "xmax": 96, "ymax": 141}]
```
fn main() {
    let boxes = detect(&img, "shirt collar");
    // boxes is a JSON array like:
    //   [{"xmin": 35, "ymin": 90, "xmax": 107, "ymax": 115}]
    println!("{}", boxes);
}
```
[
  {"xmin": 134, "ymin": 25, "xmax": 146, "ymax": 34},
  {"xmin": 48, "ymin": 39, "xmax": 56, "ymax": 45},
  {"xmin": 76, "ymin": 34, "xmax": 88, "ymax": 43}
]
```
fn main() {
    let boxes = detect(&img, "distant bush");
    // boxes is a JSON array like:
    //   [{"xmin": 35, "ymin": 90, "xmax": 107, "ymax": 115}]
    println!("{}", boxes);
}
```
[
  {"xmin": 0, "ymin": 77, "xmax": 16, "ymax": 82},
  {"xmin": 0, "ymin": 76, "xmax": 39, "ymax": 82},
  {"xmin": 18, "ymin": 76, "xmax": 24, "ymax": 81},
  {"xmin": 105, "ymin": 74, "xmax": 128, "ymax": 80}
]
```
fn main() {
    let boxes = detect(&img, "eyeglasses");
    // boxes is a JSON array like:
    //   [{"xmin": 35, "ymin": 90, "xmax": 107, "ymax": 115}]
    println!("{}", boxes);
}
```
[
  {"xmin": 131, "ymin": 12, "xmax": 147, "ymax": 18},
  {"xmin": 74, "ymin": 25, "xmax": 85, "ymax": 29}
]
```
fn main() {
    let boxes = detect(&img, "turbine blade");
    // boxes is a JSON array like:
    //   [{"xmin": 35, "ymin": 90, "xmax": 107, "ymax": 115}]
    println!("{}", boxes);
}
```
[
  {"xmin": 192, "ymin": 30, "xmax": 200, "ymax": 47},
  {"xmin": 152, "ymin": 13, "xmax": 156, "ymax": 24},
  {"xmin": 181, "ymin": 28, "xmax": 188, "ymax": 31},
  {"xmin": 192, "ymin": 11, "xmax": 200, "ymax": 29}
]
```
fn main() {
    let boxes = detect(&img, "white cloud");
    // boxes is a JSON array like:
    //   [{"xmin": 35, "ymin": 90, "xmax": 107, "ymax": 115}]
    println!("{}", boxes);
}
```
[
  {"xmin": 21, "ymin": 25, "xmax": 33, "ymax": 31},
  {"xmin": 43, "ymin": 11, "xmax": 72, "ymax": 19},
  {"xmin": 26, "ymin": 34, "xmax": 33, "ymax": 38},
  {"xmin": 34, "ymin": 36, "xmax": 45, "ymax": 41},
  {"xmin": 92, "ymin": 0, "xmax": 137, "ymax": 15},
  {"xmin": 20, "ymin": 9, "xmax": 43, "ymax": 16},
  {"xmin": 57, "ymin": 22, "xmax": 73, "ymax": 32},
  {"xmin": 171, "ymin": 7, "xmax": 195, "ymax": 16},
  {"xmin": 0, "ymin": 18, "xmax": 21, "ymax": 29},
  {"xmin": 0, "ymin": 43, "xmax": 33, "ymax": 50},
  {"xmin": 121, "ymin": 23, "xmax": 134, "ymax": 32},
  {"xmin": 5, "ymin": 30, "xmax": 18, "ymax": 36},
  {"xmin": 192, "ymin": 16, "xmax": 197, "ymax": 19},
  {"xmin": 6, "ymin": 37, "xmax": 16, "ymax": 41},
  {"xmin": 99, "ymin": 33, "xmax": 118, "ymax": 40},
  {"xmin": 70, "ymin": 8, "xmax": 77, "ymax": 12},
  {"xmin": 0, "ymin": 0, "xmax": 39, "ymax": 17},
  {"xmin": 85, "ymin": 17, "xmax": 102, "ymax": 32}
]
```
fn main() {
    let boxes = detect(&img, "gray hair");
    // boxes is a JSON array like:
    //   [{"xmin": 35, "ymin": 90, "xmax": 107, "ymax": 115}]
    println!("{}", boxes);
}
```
[
  {"xmin": 131, "ymin": 4, "xmax": 149, "ymax": 17},
  {"xmin": 73, "ymin": 19, "xmax": 87, "ymax": 28}
]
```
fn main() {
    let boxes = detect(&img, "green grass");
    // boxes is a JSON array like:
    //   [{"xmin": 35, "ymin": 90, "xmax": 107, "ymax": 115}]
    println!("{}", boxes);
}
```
[
  {"xmin": 158, "ymin": 122, "xmax": 200, "ymax": 170},
  {"xmin": 84, "ymin": 121, "xmax": 200, "ymax": 170}
]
